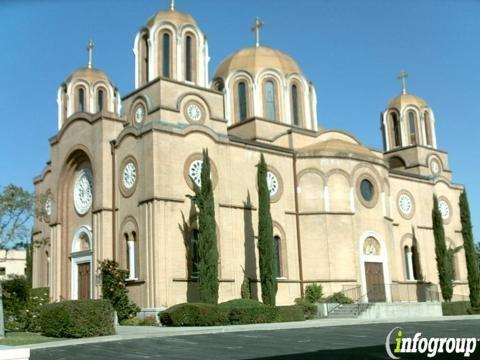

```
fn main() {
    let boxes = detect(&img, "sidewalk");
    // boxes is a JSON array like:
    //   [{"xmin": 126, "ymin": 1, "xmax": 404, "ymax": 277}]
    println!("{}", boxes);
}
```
[{"xmin": 16, "ymin": 314, "xmax": 480, "ymax": 351}]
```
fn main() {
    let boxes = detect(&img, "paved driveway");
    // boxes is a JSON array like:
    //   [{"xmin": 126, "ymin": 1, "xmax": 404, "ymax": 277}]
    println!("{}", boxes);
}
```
[{"xmin": 31, "ymin": 320, "xmax": 480, "ymax": 359}]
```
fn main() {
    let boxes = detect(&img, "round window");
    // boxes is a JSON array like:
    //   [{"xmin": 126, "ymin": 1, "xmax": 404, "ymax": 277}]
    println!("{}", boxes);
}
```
[{"xmin": 360, "ymin": 179, "xmax": 374, "ymax": 202}]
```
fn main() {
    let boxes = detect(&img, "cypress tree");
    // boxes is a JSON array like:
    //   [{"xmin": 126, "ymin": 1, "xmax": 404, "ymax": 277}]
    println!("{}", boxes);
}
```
[
  {"xmin": 459, "ymin": 190, "xmax": 480, "ymax": 310},
  {"xmin": 257, "ymin": 154, "xmax": 277, "ymax": 305},
  {"xmin": 191, "ymin": 149, "xmax": 219, "ymax": 304},
  {"xmin": 432, "ymin": 195, "xmax": 453, "ymax": 302}
]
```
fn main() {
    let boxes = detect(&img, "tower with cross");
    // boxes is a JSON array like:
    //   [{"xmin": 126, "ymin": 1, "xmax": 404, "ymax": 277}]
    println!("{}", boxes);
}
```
[
  {"xmin": 87, "ymin": 40, "xmax": 94, "ymax": 69},
  {"xmin": 251, "ymin": 17, "xmax": 264, "ymax": 48},
  {"xmin": 398, "ymin": 70, "xmax": 408, "ymax": 95}
]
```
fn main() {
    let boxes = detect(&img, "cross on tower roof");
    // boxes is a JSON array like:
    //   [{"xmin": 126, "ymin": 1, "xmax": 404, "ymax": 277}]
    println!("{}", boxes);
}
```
[
  {"xmin": 251, "ymin": 17, "xmax": 264, "ymax": 48},
  {"xmin": 170, "ymin": 0, "xmax": 175, "ymax": 11},
  {"xmin": 398, "ymin": 70, "xmax": 408, "ymax": 95},
  {"xmin": 87, "ymin": 40, "xmax": 95, "ymax": 69}
]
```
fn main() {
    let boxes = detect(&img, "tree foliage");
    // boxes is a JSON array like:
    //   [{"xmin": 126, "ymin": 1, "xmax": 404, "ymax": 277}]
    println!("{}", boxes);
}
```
[
  {"xmin": 190, "ymin": 149, "xmax": 219, "ymax": 304},
  {"xmin": 459, "ymin": 190, "xmax": 480, "ymax": 309},
  {"xmin": 0, "ymin": 185, "xmax": 34, "ymax": 249},
  {"xmin": 257, "ymin": 154, "xmax": 277, "ymax": 306},
  {"xmin": 432, "ymin": 195, "xmax": 453, "ymax": 302}
]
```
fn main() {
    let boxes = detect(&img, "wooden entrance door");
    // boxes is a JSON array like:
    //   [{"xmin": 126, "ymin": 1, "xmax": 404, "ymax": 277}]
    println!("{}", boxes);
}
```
[
  {"xmin": 78, "ymin": 263, "xmax": 90, "ymax": 299},
  {"xmin": 365, "ymin": 262, "xmax": 386, "ymax": 302}
]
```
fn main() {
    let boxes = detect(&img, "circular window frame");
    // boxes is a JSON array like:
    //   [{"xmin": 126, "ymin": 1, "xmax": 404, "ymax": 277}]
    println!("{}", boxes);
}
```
[
  {"xmin": 255, "ymin": 166, "xmax": 283, "ymax": 203},
  {"xmin": 429, "ymin": 156, "xmax": 442, "ymax": 177},
  {"xmin": 131, "ymin": 101, "xmax": 147, "ymax": 126},
  {"xmin": 183, "ymin": 100, "xmax": 206, "ymax": 125},
  {"xmin": 397, "ymin": 189, "xmax": 415, "ymax": 220},
  {"xmin": 438, "ymin": 196, "xmax": 452, "ymax": 224},
  {"xmin": 119, "ymin": 156, "xmax": 139, "ymax": 198},
  {"xmin": 356, "ymin": 173, "xmax": 379, "ymax": 209},
  {"xmin": 183, "ymin": 153, "xmax": 219, "ymax": 190},
  {"xmin": 73, "ymin": 168, "xmax": 94, "ymax": 216}
]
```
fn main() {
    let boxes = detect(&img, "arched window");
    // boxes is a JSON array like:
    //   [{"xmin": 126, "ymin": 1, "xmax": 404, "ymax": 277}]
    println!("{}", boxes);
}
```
[
  {"xmin": 78, "ymin": 88, "xmax": 85, "ymax": 112},
  {"xmin": 126, "ymin": 232, "xmax": 137, "ymax": 280},
  {"xmin": 97, "ymin": 89, "xmax": 104, "ymax": 112},
  {"xmin": 237, "ymin": 81, "xmax": 248, "ymax": 122},
  {"xmin": 404, "ymin": 246, "xmax": 413, "ymax": 280},
  {"xmin": 185, "ymin": 35, "xmax": 193, "ymax": 82},
  {"xmin": 142, "ymin": 33, "xmax": 149, "ymax": 84},
  {"xmin": 411, "ymin": 245, "xmax": 421, "ymax": 280},
  {"xmin": 408, "ymin": 111, "xmax": 418, "ymax": 145},
  {"xmin": 162, "ymin": 33, "xmax": 170, "ymax": 78},
  {"xmin": 424, "ymin": 111, "xmax": 433, "ymax": 146},
  {"xmin": 291, "ymin": 84, "xmax": 300, "ymax": 126},
  {"xmin": 274, "ymin": 235, "xmax": 282, "ymax": 278},
  {"xmin": 390, "ymin": 112, "xmax": 402, "ymax": 148},
  {"xmin": 191, "ymin": 229, "xmax": 199, "ymax": 277},
  {"xmin": 264, "ymin": 80, "xmax": 277, "ymax": 121}
]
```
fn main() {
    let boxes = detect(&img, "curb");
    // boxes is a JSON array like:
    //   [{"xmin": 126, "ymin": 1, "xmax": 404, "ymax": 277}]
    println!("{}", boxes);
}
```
[{"xmin": 17, "ymin": 315, "xmax": 480, "ymax": 351}]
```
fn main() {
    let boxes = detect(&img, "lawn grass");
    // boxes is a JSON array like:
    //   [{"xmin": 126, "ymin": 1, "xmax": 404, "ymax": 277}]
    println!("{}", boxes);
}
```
[{"xmin": 0, "ymin": 332, "xmax": 61, "ymax": 346}]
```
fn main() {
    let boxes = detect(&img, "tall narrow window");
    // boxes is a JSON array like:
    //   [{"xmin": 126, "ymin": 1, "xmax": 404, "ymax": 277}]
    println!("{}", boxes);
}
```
[
  {"xmin": 265, "ymin": 80, "xmax": 276, "ymax": 121},
  {"xmin": 185, "ymin": 35, "xmax": 193, "ymax": 82},
  {"xmin": 391, "ymin": 112, "xmax": 402, "ymax": 147},
  {"xmin": 191, "ymin": 229, "xmax": 199, "ymax": 277},
  {"xmin": 126, "ymin": 233, "xmax": 137, "ymax": 280},
  {"xmin": 142, "ymin": 34, "xmax": 149, "ymax": 84},
  {"xmin": 408, "ymin": 111, "xmax": 418, "ymax": 145},
  {"xmin": 162, "ymin": 33, "xmax": 170, "ymax": 78},
  {"xmin": 238, "ymin": 81, "xmax": 248, "ymax": 122},
  {"xmin": 424, "ymin": 111, "xmax": 433, "ymax": 146},
  {"xmin": 404, "ymin": 246, "xmax": 413, "ymax": 280},
  {"xmin": 411, "ymin": 245, "xmax": 421, "ymax": 281},
  {"xmin": 274, "ymin": 235, "xmax": 282, "ymax": 278},
  {"xmin": 97, "ymin": 89, "xmax": 104, "ymax": 112},
  {"xmin": 78, "ymin": 88, "xmax": 85, "ymax": 112},
  {"xmin": 291, "ymin": 84, "xmax": 300, "ymax": 126}
]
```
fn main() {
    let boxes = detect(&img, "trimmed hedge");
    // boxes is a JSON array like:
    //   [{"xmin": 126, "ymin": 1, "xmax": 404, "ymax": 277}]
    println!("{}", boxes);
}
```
[
  {"xmin": 159, "ymin": 303, "xmax": 229, "ymax": 326},
  {"xmin": 160, "ymin": 300, "xmax": 306, "ymax": 326},
  {"xmin": 442, "ymin": 301, "xmax": 471, "ymax": 316},
  {"xmin": 39, "ymin": 300, "xmax": 115, "ymax": 338},
  {"xmin": 277, "ymin": 305, "xmax": 304, "ymax": 322}
]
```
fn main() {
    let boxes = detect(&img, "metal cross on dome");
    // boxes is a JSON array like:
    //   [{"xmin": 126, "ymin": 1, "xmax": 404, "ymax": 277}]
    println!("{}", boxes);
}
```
[
  {"xmin": 251, "ymin": 17, "xmax": 264, "ymax": 48},
  {"xmin": 398, "ymin": 70, "xmax": 409, "ymax": 95},
  {"xmin": 170, "ymin": 0, "xmax": 175, "ymax": 11},
  {"xmin": 87, "ymin": 40, "xmax": 94, "ymax": 69}
]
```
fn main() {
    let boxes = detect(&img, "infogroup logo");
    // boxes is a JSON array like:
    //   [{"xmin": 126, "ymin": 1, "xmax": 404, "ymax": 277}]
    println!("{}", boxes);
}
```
[{"xmin": 385, "ymin": 327, "xmax": 478, "ymax": 358}]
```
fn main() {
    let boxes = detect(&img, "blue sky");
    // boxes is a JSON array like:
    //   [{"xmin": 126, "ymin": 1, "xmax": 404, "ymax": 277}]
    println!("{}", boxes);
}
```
[{"xmin": 0, "ymin": 0, "xmax": 478, "ymax": 240}]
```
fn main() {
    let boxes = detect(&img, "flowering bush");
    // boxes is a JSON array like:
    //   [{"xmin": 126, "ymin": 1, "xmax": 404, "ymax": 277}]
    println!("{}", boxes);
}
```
[
  {"xmin": 98, "ymin": 260, "xmax": 139, "ymax": 321},
  {"xmin": 2, "ymin": 276, "xmax": 49, "ymax": 332}
]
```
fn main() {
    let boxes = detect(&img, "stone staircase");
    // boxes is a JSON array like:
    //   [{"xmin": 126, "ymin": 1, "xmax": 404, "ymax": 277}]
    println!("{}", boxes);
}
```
[{"xmin": 327, "ymin": 303, "xmax": 372, "ymax": 318}]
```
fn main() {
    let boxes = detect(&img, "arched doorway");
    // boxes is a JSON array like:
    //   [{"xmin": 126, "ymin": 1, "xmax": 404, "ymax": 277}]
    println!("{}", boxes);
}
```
[
  {"xmin": 359, "ymin": 232, "xmax": 391, "ymax": 303},
  {"xmin": 71, "ymin": 226, "xmax": 93, "ymax": 300}
]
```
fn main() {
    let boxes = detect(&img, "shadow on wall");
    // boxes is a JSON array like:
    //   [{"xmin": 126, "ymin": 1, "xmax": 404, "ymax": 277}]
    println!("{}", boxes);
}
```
[
  {"xmin": 178, "ymin": 199, "xmax": 200, "ymax": 303},
  {"xmin": 244, "ymin": 192, "xmax": 259, "ymax": 301}
]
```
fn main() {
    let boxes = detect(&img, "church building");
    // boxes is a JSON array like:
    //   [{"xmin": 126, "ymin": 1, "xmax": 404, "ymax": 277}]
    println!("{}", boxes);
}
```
[{"xmin": 32, "ymin": 2, "xmax": 468, "ymax": 310}]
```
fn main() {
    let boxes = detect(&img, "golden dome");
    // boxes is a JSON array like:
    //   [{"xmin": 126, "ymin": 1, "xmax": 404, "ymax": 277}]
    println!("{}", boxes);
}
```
[
  {"xmin": 298, "ymin": 139, "xmax": 374, "ymax": 157},
  {"xmin": 388, "ymin": 93, "xmax": 428, "ymax": 109},
  {"xmin": 66, "ymin": 68, "xmax": 110, "ymax": 83},
  {"xmin": 214, "ymin": 46, "xmax": 302, "ymax": 79},
  {"xmin": 145, "ymin": 9, "xmax": 197, "ymax": 28}
]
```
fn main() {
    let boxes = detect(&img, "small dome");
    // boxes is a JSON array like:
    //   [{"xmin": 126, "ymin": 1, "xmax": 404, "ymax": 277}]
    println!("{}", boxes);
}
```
[
  {"xmin": 298, "ymin": 139, "xmax": 374, "ymax": 157},
  {"xmin": 214, "ymin": 46, "xmax": 302, "ymax": 80},
  {"xmin": 388, "ymin": 93, "xmax": 428, "ymax": 109},
  {"xmin": 145, "ymin": 9, "xmax": 197, "ymax": 28},
  {"xmin": 65, "ymin": 67, "xmax": 114, "ymax": 86}
]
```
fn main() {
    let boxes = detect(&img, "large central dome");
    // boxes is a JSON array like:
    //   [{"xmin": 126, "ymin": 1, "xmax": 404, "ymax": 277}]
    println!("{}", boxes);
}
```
[{"xmin": 214, "ymin": 46, "xmax": 302, "ymax": 79}]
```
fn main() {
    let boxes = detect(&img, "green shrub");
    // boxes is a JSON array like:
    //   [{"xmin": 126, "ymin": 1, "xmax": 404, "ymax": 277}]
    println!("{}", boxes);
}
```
[
  {"xmin": 227, "ymin": 304, "xmax": 278, "ymax": 325},
  {"xmin": 39, "ymin": 299, "xmax": 115, "ymax": 338},
  {"xmin": 219, "ymin": 299, "xmax": 265, "ymax": 308},
  {"xmin": 99, "ymin": 260, "xmax": 140, "ymax": 321},
  {"xmin": 305, "ymin": 283, "xmax": 323, "ymax": 304},
  {"xmin": 159, "ymin": 303, "xmax": 229, "ymax": 327},
  {"xmin": 22, "ymin": 287, "xmax": 50, "ymax": 332},
  {"xmin": 442, "ymin": 301, "xmax": 471, "ymax": 316},
  {"xmin": 277, "ymin": 305, "xmax": 305, "ymax": 322},
  {"xmin": 240, "ymin": 276, "xmax": 251, "ymax": 300},
  {"xmin": 294, "ymin": 298, "xmax": 318, "ymax": 319},
  {"xmin": 325, "ymin": 292, "xmax": 354, "ymax": 304},
  {"xmin": 120, "ymin": 316, "xmax": 158, "ymax": 326}
]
